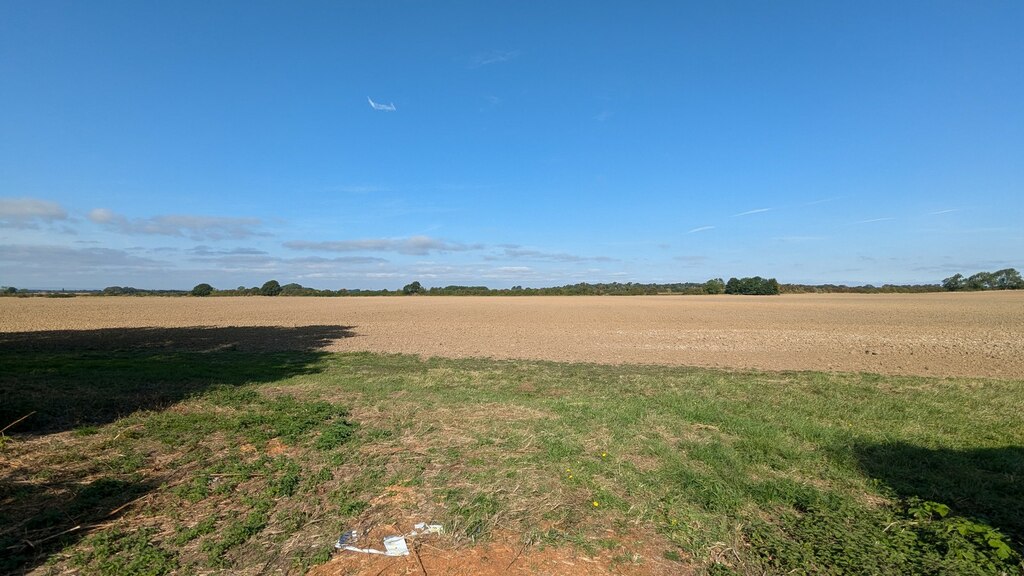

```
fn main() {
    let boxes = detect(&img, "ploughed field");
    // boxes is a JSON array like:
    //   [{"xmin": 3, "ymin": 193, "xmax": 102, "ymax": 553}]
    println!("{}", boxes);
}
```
[{"xmin": 3, "ymin": 292, "xmax": 1023, "ymax": 379}]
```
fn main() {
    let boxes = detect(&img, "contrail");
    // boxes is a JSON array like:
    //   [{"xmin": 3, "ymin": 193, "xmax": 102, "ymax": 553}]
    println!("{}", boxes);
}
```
[
  {"xmin": 367, "ymin": 97, "xmax": 396, "ymax": 111},
  {"xmin": 732, "ymin": 208, "xmax": 771, "ymax": 217}
]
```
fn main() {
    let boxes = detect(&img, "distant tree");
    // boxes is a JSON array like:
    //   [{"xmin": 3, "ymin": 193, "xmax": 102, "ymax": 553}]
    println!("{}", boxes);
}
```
[
  {"xmin": 260, "ymin": 280, "xmax": 283, "ymax": 296},
  {"xmin": 993, "ymin": 268, "xmax": 1024, "ymax": 290},
  {"xmin": 402, "ymin": 281, "xmax": 424, "ymax": 295},
  {"xmin": 942, "ymin": 274, "xmax": 965, "ymax": 291},
  {"xmin": 3, "ymin": 286, "xmax": 16, "ymax": 294},
  {"xmin": 724, "ymin": 276, "xmax": 779, "ymax": 295},
  {"xmin": 965, "ymin": 272, "xmax": 995, "ymax": 291},
  {"xmin": 191, "ymin": 283, "xmax": 214, "ymax": 296},
  {"xmin": 703, "ymin": 278, "xmax": 726, "ymax": 294},
  {"xmin": 944, "ymin": 269, "xmax": 1022, "ymax": 291}
]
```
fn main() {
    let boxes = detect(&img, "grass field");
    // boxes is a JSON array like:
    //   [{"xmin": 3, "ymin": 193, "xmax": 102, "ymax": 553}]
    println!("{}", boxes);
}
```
[{"xmin": 2, "ymin": 324, "xmax": 1022, "ymax": 575}]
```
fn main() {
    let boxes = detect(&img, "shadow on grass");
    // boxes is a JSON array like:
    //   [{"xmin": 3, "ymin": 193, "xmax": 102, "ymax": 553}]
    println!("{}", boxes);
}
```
[
  {"xmin": 0, "ymin": 325, "xmax": 355, "ymax": 573},
  {"xmin": 0, "ymin": 325, "xmax": 356, "ymax": 434},
  {"xmin": 856, "ymin": 442, "xmax": 1024, "ymax": 547}
]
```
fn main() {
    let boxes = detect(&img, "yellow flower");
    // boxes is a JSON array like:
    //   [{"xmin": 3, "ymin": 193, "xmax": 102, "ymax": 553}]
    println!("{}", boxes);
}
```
[
  {"xmin": 601, "ymin": 452, "xmax": 607, "ymax": 458},
  {"xmin": 592, "ymin": 501, "xmax": 600, "ymax": 508}
]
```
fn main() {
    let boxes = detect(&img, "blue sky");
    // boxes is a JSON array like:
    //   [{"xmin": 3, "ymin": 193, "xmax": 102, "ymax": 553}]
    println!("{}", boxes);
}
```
[{"xmin": 2, "ymin": 1, "xmax": 1022, "ymax": 290}]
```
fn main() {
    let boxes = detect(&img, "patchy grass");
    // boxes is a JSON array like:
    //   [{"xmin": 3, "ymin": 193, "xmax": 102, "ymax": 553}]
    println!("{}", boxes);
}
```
[{"xmin": 1, "ymin": 349, "xmax": 1023, "ymax": 575}]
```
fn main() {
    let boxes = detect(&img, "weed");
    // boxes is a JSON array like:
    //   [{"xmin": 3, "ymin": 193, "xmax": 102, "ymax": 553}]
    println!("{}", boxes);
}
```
[
  {"xmin": 172, "ymin": 516, "xmax": 216, "ymax": 545},
  {"xmin": 71, "ymin": 528, "xmax": 176, "ymax": 575}
]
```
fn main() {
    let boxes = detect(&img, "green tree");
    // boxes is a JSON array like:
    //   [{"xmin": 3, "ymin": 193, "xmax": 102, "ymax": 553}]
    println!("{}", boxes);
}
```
[
  {"xmin": 259, "ymin": 280, "xmax": 283, "ymax": 296},
  {"xmin": 703, "ymin": 278, "xmax": 726, "ymax": 294},
  {"xmin": 725, "ymin": 276, "xmax": 779, "ymax": 295},
  {"xmin": 942, "ymin": 274, "xmax": 965, "ymax": 291},
  {"xmin": 992, "ymin": 268, "xmax": 1023, "ymax": 290},
  {"xmin": 190, "ymin": 283, "xmax": 213, "ymax": 297},
  {"xmin": 402, "ymin": 281, "xmax": 424, "ymax": 295},
  {"xmin": 965, "ymin": 272, "xmax": 995, "ymax": 291}
]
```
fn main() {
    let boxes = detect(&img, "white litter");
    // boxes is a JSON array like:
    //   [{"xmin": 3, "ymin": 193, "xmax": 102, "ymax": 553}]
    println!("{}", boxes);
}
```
[{"xmin": 335, "ymin": 523, "xmax": 442, "ymax": 557}]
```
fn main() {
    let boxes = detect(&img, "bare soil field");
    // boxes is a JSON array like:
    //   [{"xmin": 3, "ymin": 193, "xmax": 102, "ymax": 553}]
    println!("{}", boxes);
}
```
[{"xmin": 2, "ymin": 292, "xmax": 1023, "ymax": 379}]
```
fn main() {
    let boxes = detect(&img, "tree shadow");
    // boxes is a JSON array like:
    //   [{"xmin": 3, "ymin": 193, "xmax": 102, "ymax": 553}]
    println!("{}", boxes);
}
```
[
  {"xmin": 0, "ymin": 325, "xmax": 356, "ymax": 434},
  {"xmin": 0, "ymin": 325, "xmax": 356, "ymax": 573},
  {"xmin": 855, "ymin": 442, "xmax": 1024, "ymax": 546}
]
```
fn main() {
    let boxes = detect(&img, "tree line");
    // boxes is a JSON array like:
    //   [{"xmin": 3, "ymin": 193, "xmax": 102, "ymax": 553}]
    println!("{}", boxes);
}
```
[
  {"xmin": 6, "ymin": 269, "xmax": 1019, "ymax": 297},
  {"xmin": 941, "ymin": 269, "xmax": 1023, "ymax": 291}
]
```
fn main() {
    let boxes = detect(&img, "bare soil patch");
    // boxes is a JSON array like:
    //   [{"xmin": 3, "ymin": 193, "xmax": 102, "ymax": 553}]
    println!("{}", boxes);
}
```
[{"xmin": 2, "ymin": 292, "xmax": 1022, "ymax": 379}]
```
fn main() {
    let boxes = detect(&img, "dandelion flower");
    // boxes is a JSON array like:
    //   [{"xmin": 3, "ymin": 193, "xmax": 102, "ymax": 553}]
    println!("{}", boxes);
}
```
[{"xmin": 592, "ymin": 501, "xmax": 600, "ymax": 508}]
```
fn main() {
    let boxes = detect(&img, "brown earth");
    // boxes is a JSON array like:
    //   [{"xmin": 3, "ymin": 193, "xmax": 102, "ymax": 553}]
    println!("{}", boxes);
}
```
[{"xmin": 2, "ymin": 292, "xmax": 1022, "ymax": 379}]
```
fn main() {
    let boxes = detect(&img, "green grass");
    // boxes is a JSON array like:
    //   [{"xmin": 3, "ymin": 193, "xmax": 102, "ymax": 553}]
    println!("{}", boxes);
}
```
[{"xmin": 2, "ymin": 347, "xmax": 1022, "ymax": 575}]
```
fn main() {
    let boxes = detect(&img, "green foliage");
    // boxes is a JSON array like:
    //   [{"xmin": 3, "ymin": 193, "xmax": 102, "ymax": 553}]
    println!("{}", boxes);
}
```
[
  {"xmin": 702, "ymin": 278, "xmax": 726, "ymax": 294},
  {"xmin": 944, "ymin": 268, "xmax": 1023, "ymax": 291},
  {"xmin": 402, "ymin": 280, "xmax": 424, "ymax": 294},
  {"xmin": 746, "ymin": 496, "xmax": 1021, "ymax": 575},
  {"xmin": 724, "ymin": 276, "xmax": 780, "ymax": 295},
  {"xmin": 172, "ymin": 517, "xmax": 216, "ymax": 545},
  {"xmin": 259, "ymin": 280, "xmax": 282, "ymax": 296},
  {"xmin": 71, "ymin": 528, "xmax": 177, "ymax": 575},
  {"xmin": 203, "ymin": 500, "xmax": 272, "ymax": 566},
  {"xmin": 190, "ymin": 283, "xmax": 213, "ymax": 296}
]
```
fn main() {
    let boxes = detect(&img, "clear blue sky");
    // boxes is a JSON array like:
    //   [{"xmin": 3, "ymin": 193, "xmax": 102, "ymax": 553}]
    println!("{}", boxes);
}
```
[{"xmin": 2, "ymin": 1, "xmax": 1022, "ymax": 289}]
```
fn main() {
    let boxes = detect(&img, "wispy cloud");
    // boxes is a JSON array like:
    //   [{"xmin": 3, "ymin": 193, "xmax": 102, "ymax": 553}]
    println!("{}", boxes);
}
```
[
  {"xmin": 0, "ymin": 197, "xmax": 68, "ymax": 229},
  {"xmin": 367, "ymin": 97, "xmax": 396, "ymax": 111},
  {"xmin": 804, "ymin": 197, "xmax": 841, "ymax": 206},
  {"xmin": 485, "ymin": 246, "xmax": 616, "ymax": 263},
  {"xmin": 0, "ymin": 244, "xmax": 164, "ymax": 270},
  {"xmin": 928, "ymin": 209, "xmax": 959, "ymax": 215},
  {"xmin": 284, "ymin": 235, "xmax": 481, "ymax": 256},
  {"xmin": 187, "ymin": 245, "xmax": 268, "ymax": 257},
  {"xmin": 88, "ymin": 209, "xmax": 265, "ymax": 240},
  {"xmin": 732, "ymin": 208, "xmax": 772, "ymax": 217},
  {"xmin": 687, "ymin": 226, "xmax": 715, "ymax": 234},
  {"xmin": 470, "ymin": 49, "xmax": 521, "ymax": 68},
  {"xmin": 854, "ymin": 217, "xmax": 895, "ymax": 224},
  {"xmin": 594, "ymin": 110, "xmax": 613, "ymax": 122}
]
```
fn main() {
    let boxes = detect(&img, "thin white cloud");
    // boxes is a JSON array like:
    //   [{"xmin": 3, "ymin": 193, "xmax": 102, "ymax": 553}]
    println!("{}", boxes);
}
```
[
  {"xmin": 0, "ymin": 244, "xmax": 164, "ymax": 270},
  {"xmin": 367, "ymin": 97, "xmax": 396, "ymax": 111},
  {"xmin": 284, "ymin": 235, "xmax": 481, "ymax": 256},
  {"xmin": 732, "ymin": 208, "xmax": 772, "ymax": 217},
  {"xmin": 687, "ymin": 226, "xmax": 715, "ymax": 234},
  {"xmin": 928, "ymin": 209, "xmax": 959, "ymax": 215},
  {"xmin": 88, "ymin": 209, "xmax": 265, "ymax": 240},
  {"xmin": 485, "ymin": 246, "xmax": 616, "ymax": 263},
  {"xmin": 0, "ymin": 197, "xmax": 68, "ymax": 229},
  {"xmin": 470, "ymin": 49, "xmax": 521, "ymax": 68},
  {"xmin": 187, "ymin": 245, "xmax": 268, "ymax": 257},
  {"xmin": 854, "ymin": 217, "xmax": 895, "ymax": 224}
]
